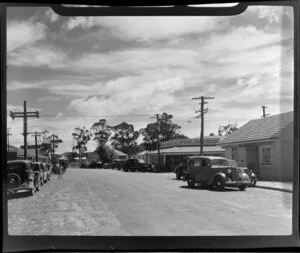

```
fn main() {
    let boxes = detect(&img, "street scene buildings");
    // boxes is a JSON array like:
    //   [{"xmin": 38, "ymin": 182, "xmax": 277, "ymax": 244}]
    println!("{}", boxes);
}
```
[{"xmin": 5, "ymin": 4, "xmax": 294, "ymax": 237}]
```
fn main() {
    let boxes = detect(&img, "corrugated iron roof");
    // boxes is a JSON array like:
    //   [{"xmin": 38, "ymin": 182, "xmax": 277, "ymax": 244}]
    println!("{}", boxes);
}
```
[{"xmin": 220, "ymin": 111, "xmax": 293, "ymax": 145}]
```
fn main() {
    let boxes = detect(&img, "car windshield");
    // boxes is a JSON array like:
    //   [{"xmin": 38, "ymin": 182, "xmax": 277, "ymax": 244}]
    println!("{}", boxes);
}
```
[{"xmin": 211, "ymin": 159, "xmax": 228, "ymax": 166}]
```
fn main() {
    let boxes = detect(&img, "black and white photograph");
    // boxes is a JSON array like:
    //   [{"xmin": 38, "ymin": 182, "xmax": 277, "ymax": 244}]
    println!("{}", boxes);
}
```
[{"xmin": 5, "ymin": 3, "xmax": 294, "ymax": 238}]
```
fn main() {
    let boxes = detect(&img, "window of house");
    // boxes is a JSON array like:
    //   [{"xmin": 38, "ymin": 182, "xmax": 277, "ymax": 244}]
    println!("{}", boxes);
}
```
[
  {"xmin": 231, "ymin": 146, "xmax": 239, "ymax": 161},
  {"xmin": 262, "ymin": 146, "xmax": 272, "ymax": 164}
]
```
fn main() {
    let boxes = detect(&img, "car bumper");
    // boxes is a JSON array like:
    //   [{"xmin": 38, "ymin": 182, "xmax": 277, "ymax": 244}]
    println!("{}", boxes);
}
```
[{"xmin": 225, "ymin": 180, "xmax": 251, "ymax": 186}]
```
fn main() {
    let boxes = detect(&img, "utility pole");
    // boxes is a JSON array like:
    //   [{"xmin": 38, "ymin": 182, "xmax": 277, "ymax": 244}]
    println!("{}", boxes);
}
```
[
  {"xmin": 151, "ymin": 114, "xmax": 161, "ymax": 171},
  {"xmin": 261, "ymin": 105, "xmax": 270, "ymax": 118},
  {"xmin": 10, "ymin": 101, "xmax": 39, "ymax": 160},
  {"xmin": 7, "ymin": 128, "xmax": 12, "ymax": 152},
  {"xmin": 192, "ymin": 96, "xmax": 214, "ymax": 155},
  {"xmin": 28, "ymin": 131, "xmax": 44, "ymax": 162}
]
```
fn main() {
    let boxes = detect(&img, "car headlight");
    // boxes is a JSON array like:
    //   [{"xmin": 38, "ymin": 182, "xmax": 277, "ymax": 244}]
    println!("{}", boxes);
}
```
[{"xmin": 227, "ymin": 169, "xmax": 232, "ymax": 174}]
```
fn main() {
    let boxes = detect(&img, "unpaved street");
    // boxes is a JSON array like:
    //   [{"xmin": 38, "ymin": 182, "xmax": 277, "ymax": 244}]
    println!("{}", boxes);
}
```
[{"xmin": 7, "ymin": 168, "xmax": 292, "ymax": 235}]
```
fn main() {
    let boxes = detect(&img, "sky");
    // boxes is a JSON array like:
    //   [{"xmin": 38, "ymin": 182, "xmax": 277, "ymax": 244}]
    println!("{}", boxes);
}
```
[{"xmin": 6, "ymin": 5, "xmax": 294, "ymax": 154}]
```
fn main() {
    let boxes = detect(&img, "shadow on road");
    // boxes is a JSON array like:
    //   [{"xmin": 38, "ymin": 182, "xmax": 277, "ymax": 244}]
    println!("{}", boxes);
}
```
[
  {"xmin": 180, "ymin": 185, "xmax": 240, "ymax": 192},
  {"xmin": 7, "ymin": 191, "xmax": 34, "ymax": 200}
]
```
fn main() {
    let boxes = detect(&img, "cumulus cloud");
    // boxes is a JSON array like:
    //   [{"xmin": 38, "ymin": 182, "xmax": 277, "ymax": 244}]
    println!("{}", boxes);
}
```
[
  {"xmin": 68, "ymin": 76, "xmax": 185, "ymax": 115},
  {"xmin": 7, "ymin": 20, "xmax": 47, "ymax": 52},
  {"xmin": 63, "ymin": 16, "xmax": 229, "ymax": 42},
  {"xmin": 45, "ymin": 9, "xmax": 59, "ymax": 23},
  {"xmin": 8, "ymin": 45, "xmax": 67, "ymax": 68}
]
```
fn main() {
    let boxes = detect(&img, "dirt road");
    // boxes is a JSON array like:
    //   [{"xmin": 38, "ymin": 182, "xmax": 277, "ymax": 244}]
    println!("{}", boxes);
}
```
[{"xmin": 7, "ymin": 168, "xmax": 292, "ymax": 235}]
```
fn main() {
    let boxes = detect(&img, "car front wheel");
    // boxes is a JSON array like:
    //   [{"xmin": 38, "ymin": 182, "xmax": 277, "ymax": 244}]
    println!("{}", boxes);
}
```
[{"xmin": 213, "ymin": 176, "xmax": 225, "ymax": 191}]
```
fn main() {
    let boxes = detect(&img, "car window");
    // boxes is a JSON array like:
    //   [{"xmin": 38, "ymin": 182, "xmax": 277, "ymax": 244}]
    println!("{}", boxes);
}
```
[
  {"xmin": 202, "ymin": 159, "xmax": 211, "ymax": 167},
  {"xmin": 188, "ymin": 159, "xmax": 194, "ymax": 166},
  {"xmin": 194, "ymin": 159, "xmax": 201, "ymax": 167},
  {"xmin": 211, "ymin": 159, "xmax": 228, "ymax": 166}
]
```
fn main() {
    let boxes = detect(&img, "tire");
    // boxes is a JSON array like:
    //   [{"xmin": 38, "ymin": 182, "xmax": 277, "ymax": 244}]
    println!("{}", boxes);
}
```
[
  {"xmin": 213, "ymin": 176, "xmax": 225, "ymax": 191},
  {"xmin": 187, "ymin": 175, "xmax": 195, "ymax": 188},
  {"xmin": 7, "ymin": 173, "xmax": 21, "ymax": 188},
  {"xmin": 29, "ymin": 188, "xmax": 35, "ymax": 196},
  {"xmin": 238, "ymin": 184, "xmax": 247, "ymax": 191},
  {"xmin": 176, "ymin": 171, "xmax": 182, "ymax": 180},
  {"xmin": 123, "ymin": 167, "xmax": 128, "ymax": 172},
  {"xmin": 251, "ymin": 180, "xmax": 256, "ymax": 187}
]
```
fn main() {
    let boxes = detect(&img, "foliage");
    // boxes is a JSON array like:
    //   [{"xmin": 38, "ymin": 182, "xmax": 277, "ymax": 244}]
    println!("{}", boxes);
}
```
[
  {"xmin": 110, "ymin": 122, "xmax": 139, "ymax": 157},
  {"xmin": 140, "ymin": 112, "xmax": 188, "ymax": 151},
  {"xmin": 95, "ymin": 145, "xmax": 114, "ymax": 163},
  {"xmin": 72, "ymin": 127, "xmax": 92, "ymax": 157},
  {"xmin": 40, "ymin": 133, "xmax": 63, "ymax": 156},
  {"xmin": 90, "ymin": 119, "xmax": 111, "ymax": 146},
  {"xmin": 218, "ymin": 123, "xmax": 239, "ymax": 136}
]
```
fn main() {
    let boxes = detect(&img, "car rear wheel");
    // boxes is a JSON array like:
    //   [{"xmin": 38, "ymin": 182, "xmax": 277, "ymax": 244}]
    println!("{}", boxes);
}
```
[
  {"xmin": 176, "ymin": 171, "xmax": 182, "ymax": 180},
  {"xmin": 213, "ymin": 176, "xmax": 225, "ymax": 191},
  {"xmin": 29, "ymin": 188, "xmax": 35, "ymax": 196},
  {"xmin": 187, "ymin": 175, "xmax": 195, "ymax": 188},
  {"xmin": 238, "ymin": 184, "xmax": 247, "ymax": 191}
]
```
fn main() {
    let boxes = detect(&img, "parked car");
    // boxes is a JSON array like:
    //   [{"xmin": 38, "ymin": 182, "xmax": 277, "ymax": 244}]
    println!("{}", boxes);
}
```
[
  {"xmin": 7, "ymin": 160, "xmax": 39, "ymax": 196},
  {"xmin": 226, "ymin": 159, "xmax": 257, "ymax": 186},
  {"xmin": 174, "ymin": 157, "xmax": 191, "ymax": 180},
  {"xmin": 123, "ymin": 158, "xmax": 154, "ymax": 172},
  {"xmin": 183, "ymin": 156, "xmax": 251, "ymax": 191},
  {"xmin": 110, "ymin": 159, "xmax": 127, "ymax": 170},
  {"xmin": 32, "ymin": 162, "xmax": 45, "ymax": 186}
]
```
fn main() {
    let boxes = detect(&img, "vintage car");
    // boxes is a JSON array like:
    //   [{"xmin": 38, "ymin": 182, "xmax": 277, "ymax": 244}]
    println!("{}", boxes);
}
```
[
  {"xmin": 183, "ymin": 156, "xmax": 251, "ymax": 191},
  {"xmin": 174, "ymin": 157, "xmax": 191, "ymax": 180},
  {"xmin": 123, "ymin": 158, "xmax": 154, "ymax": 172},
  {"xmin": 110, "ymin": 159, "xmax": 127, "ymax": 170},
  {"xmin": 32, "ymin": 162, "xmax": 45, "ymax": 186},
  {"xmin": 7, "ymin": 160, "xmax": 39, "ymax": 195},
  {"xmin": 226, "ymin": 159, "xmax": 257, "ymax": 187}
]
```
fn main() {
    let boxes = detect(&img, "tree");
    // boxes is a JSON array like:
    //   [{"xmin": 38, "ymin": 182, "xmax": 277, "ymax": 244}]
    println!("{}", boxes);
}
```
[
  {"xmin": 110, "ymin": 122, "xmax": 139, "ymax": 157},
  {"xmin": 95, "ymin": 145, "xmax": 114, "ymax": 163},
  {"xmin": 91, "ymin": 119, "xmax": 113, "ymax": 162},
  {"xmin": 140, "ymin": 112, "xmax": 188, "ymax": 151},
  {"xmin": 72, "ymin": 127, "xmax": 92, "ymax": 162},
  {"xmin": 91, "ymin": 119, "xmax": 111, "ymax": 146},
  {"xmin": 218, "ymin": 123, "xmax": 239, "ymax": 136}
]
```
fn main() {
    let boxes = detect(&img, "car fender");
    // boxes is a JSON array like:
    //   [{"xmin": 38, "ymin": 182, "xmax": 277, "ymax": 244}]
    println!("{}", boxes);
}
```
[
  {"xmin": 240, "ymin": 172, "xmax": 250, "ymax": 181},
  {"xmin": 208, "ymin": 172, "xmax": 226, "ymax": 185}
]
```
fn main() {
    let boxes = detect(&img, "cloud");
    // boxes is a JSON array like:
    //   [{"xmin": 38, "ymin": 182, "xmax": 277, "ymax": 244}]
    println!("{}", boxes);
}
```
[
  {"xmin": 7, "ymin": 20, "xmax": 47, "ymax": 52},
  {"xmin": 63, "ymin": 16, "xmax": 229, "ymax": 42},
  {"xmin": 8, "ymin": 45, "xmax": 67, "ymax": 68},
  {"xmin": 45, "ymin": 9, "xmax": 59, "ymax": 23},
  {"xmin": 246, "ymin": 5, "xmax": 292, "ymax": 24},
  {"xmin": 68, "ymin": 76, "xmax": 185, "ymax": 115}
]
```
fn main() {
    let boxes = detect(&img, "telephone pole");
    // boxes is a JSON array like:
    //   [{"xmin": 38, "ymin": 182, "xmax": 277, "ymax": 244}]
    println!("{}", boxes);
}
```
[
  {"xmin": 7, "ymin": 128, "xmax": 12, "ymax": 152},
  {"xmin": 192, "ymin": 96, "xmax": 214, "ymax": 155},
  {"xmin": 261, "ymin": 105, "xmax": 270, "ymax": 118},
  {"xmin": 28, "ymin": 131, "xmax": 44, "ymax": 162},
  {"xmin": 10, "ymin": 101, "xmax": 39, "ymax": 160},
  {"xmin": 150, "ymin": 114, "xmax": 161, "ymax": 170}
]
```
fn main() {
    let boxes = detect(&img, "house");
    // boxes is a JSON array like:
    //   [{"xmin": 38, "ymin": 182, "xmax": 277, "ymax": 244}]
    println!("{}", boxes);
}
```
[
  {"xmin": 137, "ymin": 136, "xmax": 225, "ymax": 171},
  {"xmin": 220, "ymin": 111, "xmax": 293, "ymax": 181}
]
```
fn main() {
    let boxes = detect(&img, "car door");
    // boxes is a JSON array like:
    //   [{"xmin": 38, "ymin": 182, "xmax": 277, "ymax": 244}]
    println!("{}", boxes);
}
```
[
  {"xmin": 201, "ymin": 158, "xmax": 214, "ymax": 182},
  {"xmin": 193, "ymin": 158, "xmax": 203, "ymax": 182}
]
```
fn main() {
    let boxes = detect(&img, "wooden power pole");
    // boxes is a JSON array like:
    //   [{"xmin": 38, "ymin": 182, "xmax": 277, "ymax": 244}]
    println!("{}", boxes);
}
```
[
  {"xmin": 192, "ymin": 96, "xmax": 214, "ymax": 155},
  {"xmin": 10, "ymin": 101, "xmax": 39, "ymax": 159}
]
